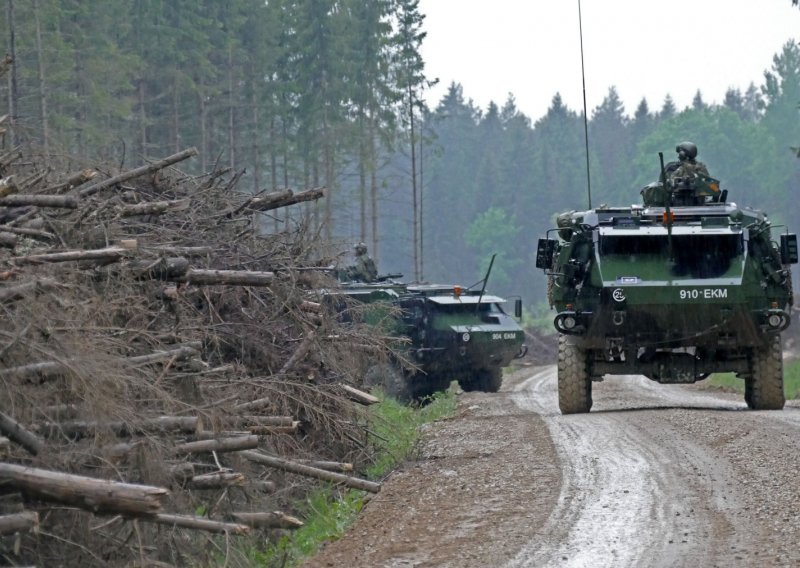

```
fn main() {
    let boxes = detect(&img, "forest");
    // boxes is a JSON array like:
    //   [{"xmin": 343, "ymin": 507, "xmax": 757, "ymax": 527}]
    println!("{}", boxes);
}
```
[{"xmin": 3, "ymin": 0, "xmax": 800, "ymax": 310}]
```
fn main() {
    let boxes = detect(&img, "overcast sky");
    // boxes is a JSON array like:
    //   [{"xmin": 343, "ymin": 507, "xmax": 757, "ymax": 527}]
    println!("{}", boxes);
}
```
[{"xmin": 418, "ymin": 0, "xmax": 800, "ymax": 121}]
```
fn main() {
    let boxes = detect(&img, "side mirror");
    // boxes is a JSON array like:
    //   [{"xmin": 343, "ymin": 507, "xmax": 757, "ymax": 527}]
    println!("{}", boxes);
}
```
[
  {"xmin": 514, "ymin": 298, "xmax": 523, "ymax": 319},
  {"xmin": 535, "ymin": 238, "xmax": 558, "ymax": 269},
  {"xmin": 781, "ymin": 233, "xmax": 798, "ymax": 264}
]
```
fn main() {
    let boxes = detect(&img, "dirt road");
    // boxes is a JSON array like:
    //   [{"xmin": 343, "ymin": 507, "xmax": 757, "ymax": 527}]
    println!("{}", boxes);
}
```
[{"xmin": 305, "ymin": 366, "xmax": 800, "ymax": 567}]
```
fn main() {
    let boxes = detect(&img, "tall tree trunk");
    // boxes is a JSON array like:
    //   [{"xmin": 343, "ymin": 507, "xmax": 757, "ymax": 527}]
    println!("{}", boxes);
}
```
[
  {"xmin": 419, "ymin": 132, "xmax": 424, "ymax": 280},
  {"xmin": 33, "ymin": 0, "xmax": 49, "ymax": 155},
  {"xmin": 358, "ymin": 118, "xmax": 367, "ymax": 243},
  {"xmin": 251, "ymin": 85, "xmax": 260, "ymax": 193},
  {"xmin": 227, "ymin": 45, "xmax": 235, "ymax": 171},
  {"xmin": 199, "ymin": 76, "xmax": 208, "ymax": 172},
  {"xmin": 172, "ymin": 76, "xmax": 180, "ymax": 154},
  {"xmin": 138, "ymin": 81, "xmax": 147, "ymax": 158},
  {"xmin": 409, "ymin": 84, "xmax": 419, "ymax": 281},
  {"xmin": 5, "ymin": 0, "xmax": 17, "ymax": 147},
  {"xmin": 368, "ymin": 113, "xmax": 379, "ymax": 264}
]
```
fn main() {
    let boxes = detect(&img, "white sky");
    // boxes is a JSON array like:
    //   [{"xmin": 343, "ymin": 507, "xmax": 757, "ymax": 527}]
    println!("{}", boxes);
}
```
[{"xmin": 418, "ymin": 0, "xmax": 800, "ymax": 121}]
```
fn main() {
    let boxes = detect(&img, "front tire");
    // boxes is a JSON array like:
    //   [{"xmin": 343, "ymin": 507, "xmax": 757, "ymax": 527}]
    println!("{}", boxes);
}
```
[
  {"xmin": 748, "ymin": 334, "xmax": 785, "ymax": 410},
  {"xmin": 558, "ymin": 335, "xmax": 592, "ymax": 414}
]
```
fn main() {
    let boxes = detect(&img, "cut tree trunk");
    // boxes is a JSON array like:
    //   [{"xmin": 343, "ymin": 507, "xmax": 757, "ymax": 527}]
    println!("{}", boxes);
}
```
[
  {"xmin": 174, "ymin": 269, "xmax": 274, "ymax": 287},
  {"xmin": 0, "ymin": 411, "xmax": 44, "ymax": 455},
  {"xmin": 13, "ymin": 244, "xmax": 136, "ymax": 265},
  {"xmin": 241, "ymin": 451, "xmax": 381, "ymax": 493},
  {"xmin": 144, "ymin": 513, "xmax": 249, "ymax": 535},
  {"xmin": 173, "ymin": 435, "xmax": 258, "ymax": 455},
  {"xmin": 189, "ymin": 472, "xmax": 245, "ymax": 489},
  {"xmin": 0, "ymin": 194, "xmax": 77, "ymax": 208},
  {"xmin": 231, "ymin": 511, "xmax": 303, "ymax": 529},
  {"xmin": 0, "ymin": 511, "xmax": 38, "ymax": 534},
  {"xmin": 77, "ymin": 147, "xmax": 199, "ymax": 197},
  {"xmin": 0, "ymin": 463, "xmax": 168, "ymax": 515}
]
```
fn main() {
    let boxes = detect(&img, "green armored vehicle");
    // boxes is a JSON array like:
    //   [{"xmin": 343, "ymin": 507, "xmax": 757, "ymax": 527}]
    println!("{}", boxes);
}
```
[
  {"xmin": 536, "ymin": 150, "xmax": 798, "ymax": 414},
  {"xmin": 326, "ymin": 281, "xmax": 526, "ymax": 401}
]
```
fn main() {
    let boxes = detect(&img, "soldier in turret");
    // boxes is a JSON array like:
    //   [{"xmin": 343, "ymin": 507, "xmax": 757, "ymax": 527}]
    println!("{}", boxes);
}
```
[
  {"xmin": 342, "ymin": 242, "xmax": 378, "ymax": 282},
  {"xmin": 664, "ymin": 141, "xmax": 710, "ymax": 188}
]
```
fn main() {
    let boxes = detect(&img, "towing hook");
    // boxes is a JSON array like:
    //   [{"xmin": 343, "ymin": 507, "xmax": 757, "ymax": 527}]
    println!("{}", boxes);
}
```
[
  {"xmin": 612, "ymin": 311, "xmax": 625, "ymax": 326},
  {"xmin": 515, "ymin": 345, "xmax": 529, "ymax": 359}
]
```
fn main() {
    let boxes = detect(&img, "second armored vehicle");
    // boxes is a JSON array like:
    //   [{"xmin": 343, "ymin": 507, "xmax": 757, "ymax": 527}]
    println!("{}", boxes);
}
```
[{"xmin": 326, "ymin": 282, "xmax": 526, "ymax": 401}]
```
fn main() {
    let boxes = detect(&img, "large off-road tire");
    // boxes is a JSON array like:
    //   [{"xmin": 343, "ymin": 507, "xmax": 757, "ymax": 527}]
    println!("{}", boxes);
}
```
[
  {"xmin": 412, "ymin": 373, "xmax": 452, "ymax": 400},
  {"xmin": 748, "ymin": 334, "xmax": 785, "ymax": 410},
  {"xmin": 557, "ymin": 335, "xmax": 592, "ymax": 414},
  {"xmin": 364, "ymin": 363, "xmax": 412, "ymax": 403},
  {"xmin": 457, "ymin": 368, "xmax": 502, "ymax": 393}
]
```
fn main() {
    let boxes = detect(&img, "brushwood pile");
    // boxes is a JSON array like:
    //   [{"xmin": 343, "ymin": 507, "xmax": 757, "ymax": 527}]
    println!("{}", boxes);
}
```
[{"xmin": 0, "ymin": 144, "xmax": 393, "ymax": 566}]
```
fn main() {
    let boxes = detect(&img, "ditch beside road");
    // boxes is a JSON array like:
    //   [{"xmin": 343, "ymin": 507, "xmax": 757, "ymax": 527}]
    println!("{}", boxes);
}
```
[{"xmin": 306, "ymin": 365, "xmax": 800, "ymax": 567}]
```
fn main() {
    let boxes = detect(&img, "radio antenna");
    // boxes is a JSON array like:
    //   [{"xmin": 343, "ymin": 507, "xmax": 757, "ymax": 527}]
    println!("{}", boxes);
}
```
[{"xmin": 578, "ymin": 0, "xmax": 592, "ymax": 208}]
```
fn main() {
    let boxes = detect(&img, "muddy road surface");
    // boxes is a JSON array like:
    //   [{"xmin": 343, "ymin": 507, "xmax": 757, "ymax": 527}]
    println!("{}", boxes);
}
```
[{"xmin": 305, "ymin": 366, "xmax": 800, "ymax": 567}]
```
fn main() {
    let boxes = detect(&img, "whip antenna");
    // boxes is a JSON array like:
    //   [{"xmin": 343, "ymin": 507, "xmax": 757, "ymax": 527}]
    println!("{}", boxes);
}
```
[{"xmin": 578, "ymin": 0, "xmax": 592, "ymax": 208}]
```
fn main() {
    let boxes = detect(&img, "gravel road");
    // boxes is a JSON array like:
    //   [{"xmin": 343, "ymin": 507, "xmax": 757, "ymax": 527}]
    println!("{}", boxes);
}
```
[{"xmin": 305, "ymin": 365, "xmax": 800, "ymax": 568}]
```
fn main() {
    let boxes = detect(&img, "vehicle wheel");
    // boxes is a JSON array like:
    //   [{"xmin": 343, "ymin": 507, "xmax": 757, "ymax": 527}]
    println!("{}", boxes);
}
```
[
  {"xmin": 474, "ymin": 367, "xmax": 503, "ymax": 392},
  {"xmin": 364, "ymin": 363, "xmax": 412, "ymax": 403},
  {"xmin": 558, "ymin": 335, "xmax": 592, "ymax": 414},
  {"xmin": 748, "ymin": 334, "xmax": 785, "ymax": 410},
  {"xmin": 744, "ymin": 375, "xmax": 754, "ymax": 409},
  {"xmin": 412, "ymin": 373, "xmax": 452, "ymax": 400}
]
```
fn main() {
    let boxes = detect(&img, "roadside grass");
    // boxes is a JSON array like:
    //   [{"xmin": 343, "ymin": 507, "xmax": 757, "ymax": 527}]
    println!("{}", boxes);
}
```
[
  {"xmin": 249, "ymin": 388, "xmax": 458, "ymax": 567},
  {"xmin": 705, "ymin": 359, "xmax": 800, "ymax": 399}
]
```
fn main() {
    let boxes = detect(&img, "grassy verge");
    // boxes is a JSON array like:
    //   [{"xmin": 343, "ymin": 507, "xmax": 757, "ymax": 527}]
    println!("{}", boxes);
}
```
[
  {"xmin": 705, "ymin": 359, "xmax": 800, "ymax": 399},
  {"xmin": 249, "ymin": 389, "xmax": 458, "ymax": 567}
]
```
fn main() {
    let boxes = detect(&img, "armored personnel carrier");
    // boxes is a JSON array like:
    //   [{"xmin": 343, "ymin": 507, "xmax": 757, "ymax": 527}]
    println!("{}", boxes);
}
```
[
  {"xmin": 323, "ymin": 281, "xmax": 526, "ymax": 401},
  {"xmin": 536, "ymin": 158, "xmax": 798, "ymax": 413}
]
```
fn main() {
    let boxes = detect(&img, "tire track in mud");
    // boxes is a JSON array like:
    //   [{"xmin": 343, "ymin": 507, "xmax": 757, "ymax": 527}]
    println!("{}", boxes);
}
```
[{"xmin": 508, "ymin": 369, "xmax": 741, "ymax": 568}]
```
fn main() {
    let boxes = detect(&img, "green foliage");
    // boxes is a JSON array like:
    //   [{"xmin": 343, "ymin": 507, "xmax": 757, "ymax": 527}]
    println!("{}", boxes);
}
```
[
  {"xmin": 248, "ymin": 389, "xmax": 457, "ymax": 567},
  {"xmin": 706, "ymin": 359, "xmax": 800, "ymax": 399},
  {"xmin": 464, "ymin": 207, "xmax": 521, "ymax": 289}
]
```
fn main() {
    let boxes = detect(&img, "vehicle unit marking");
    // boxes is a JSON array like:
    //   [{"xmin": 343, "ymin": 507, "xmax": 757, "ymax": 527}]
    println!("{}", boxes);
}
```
[
  {"xmin": 492, "ymin": 333, "xmax": 518, "ymax": 340},
  {"xmin": 679, "ymin": 288, "xmax": 727, "ymax": 300}
]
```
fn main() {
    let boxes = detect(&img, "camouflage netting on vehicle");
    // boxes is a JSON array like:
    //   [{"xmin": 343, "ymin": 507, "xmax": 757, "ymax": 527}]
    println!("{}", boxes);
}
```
[{"xmin": 0, "ymin": 145, "xmax": 393, "ymax": 566}]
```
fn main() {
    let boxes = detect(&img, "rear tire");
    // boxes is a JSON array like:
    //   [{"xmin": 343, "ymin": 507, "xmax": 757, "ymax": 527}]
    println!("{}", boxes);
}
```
[
  {"xmin": 748, "ymin": 334, "xmax": 785, "ymax": 410},
  {"xmin": 365, "ymin": 363, "xmax": 412, "ymax": 403},
  {"xmin": 558, "ymin": 335, "xmax": 592, "ymax": 414}
]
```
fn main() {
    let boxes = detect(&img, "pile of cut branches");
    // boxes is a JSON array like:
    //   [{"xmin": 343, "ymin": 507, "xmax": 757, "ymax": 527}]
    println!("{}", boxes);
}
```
[{"xmin": 0, "ymin": 145, "xmax": 389, "ymax": 566}]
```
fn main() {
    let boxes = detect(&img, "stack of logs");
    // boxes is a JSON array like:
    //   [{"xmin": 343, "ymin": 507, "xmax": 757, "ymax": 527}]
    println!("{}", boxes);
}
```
[{"xmin": 0, "ymin": 146, "xmax": 388, "ymax": 566}]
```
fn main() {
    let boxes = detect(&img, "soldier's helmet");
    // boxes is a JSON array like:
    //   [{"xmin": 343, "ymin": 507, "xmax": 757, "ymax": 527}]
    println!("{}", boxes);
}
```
[
  {"xmin": 676, "ymin": 141, "xmax": 698, "ymax": 161},
  {"xmin": 354, "ymin": 242, "xmax": 368, "ymax": 255}
]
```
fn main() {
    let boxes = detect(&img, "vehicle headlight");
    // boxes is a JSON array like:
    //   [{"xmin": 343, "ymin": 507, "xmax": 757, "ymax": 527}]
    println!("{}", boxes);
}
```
[
  {"xmin": 768, "ymin": 313, "xmax": 783, "ymax": 328},
  {"xmin": 562, "ymin": 315, "xmax": 577, "ymax": 330},
  {"xmin": 462, "ymin": 332, "xmax": 470, "ymax": 342}
]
